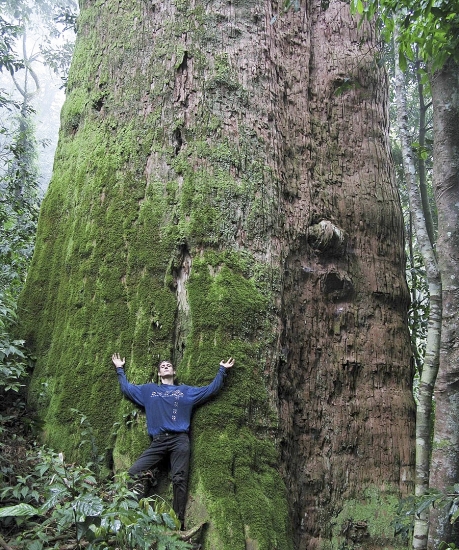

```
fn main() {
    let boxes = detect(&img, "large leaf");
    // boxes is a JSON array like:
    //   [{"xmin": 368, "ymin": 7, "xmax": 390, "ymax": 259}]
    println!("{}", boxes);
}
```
[
  {"xmin": 76, "ymin": 515, "xmax": 101, "ymax": 541},
  {"xmin": 0, "ymin": 503, "xmax": 40, "ymax": 517},
  {"xmin": 73, "ymin": 494, "xmax": 104, "ymax": 517},
  {"xmin": 162, "ymin": 512, "xmax": 178, "ymax": 529},
  {"xmin": 41, "ymin": 486, "xmax": 68, "ymax": 511}
]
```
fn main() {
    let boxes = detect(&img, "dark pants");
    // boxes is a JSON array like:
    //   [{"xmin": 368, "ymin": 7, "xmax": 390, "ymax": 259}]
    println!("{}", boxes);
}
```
[{"xmin": 128, "ymin": 432, "xmax": 190, "ymax": 525}]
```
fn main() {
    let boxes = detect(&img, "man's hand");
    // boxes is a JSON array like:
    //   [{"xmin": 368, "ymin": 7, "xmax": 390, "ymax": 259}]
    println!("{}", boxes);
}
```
[
  {"xmin": 220, "ymin": 357, "xmax": 235, "ymax": 369},
  {"xmin": 112, "ymin": 353, "xmax": 126, "ymax": 369}
]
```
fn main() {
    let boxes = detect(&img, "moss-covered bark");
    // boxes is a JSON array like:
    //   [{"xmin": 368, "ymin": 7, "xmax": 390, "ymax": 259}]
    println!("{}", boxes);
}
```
[
  {"xmin": 18, "ymin": 0, "xmax": 414, "ymax": 548},
  {"xmin": 20, "ymin": 0, "xmax": 289, "ymax": 547}
]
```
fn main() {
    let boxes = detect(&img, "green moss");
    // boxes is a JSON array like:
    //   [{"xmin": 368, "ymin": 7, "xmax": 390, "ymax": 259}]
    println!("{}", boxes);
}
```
[
  {"xmin": 190, "ymin": 427, "xmax": 291, "ymax": 550},
  {"xmin": 205, "ymin": 53, "xmax": 241, "ymax": 92},
  {"xmin": 324, "ymin": 486, "xmax": 408, "ymax": 550},
  {"xmin": 168, "ymin": 251, "xmax": 290, "ymax": 548},
  {"xmin": 432, "ymin": 439, "xmax": 453, "ymax": 450}
]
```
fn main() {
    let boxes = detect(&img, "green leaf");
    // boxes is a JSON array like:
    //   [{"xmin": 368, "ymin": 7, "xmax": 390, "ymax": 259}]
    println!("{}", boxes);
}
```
[
  {"xmin": 76, "ymin": 516, "xmax": 101, "ymax": 541},
  {"xmin": 73, "ymin": 494, "xmax": 104, "ymax": 517},
  {"xmin": 403, "ymin": 13, "xmax": 411, "ymax": 28},
  {"xmin": 0, "ymin": 503, "xmax": 40, "ymax": 517},
  {"xmin": 41, "ymin": 486, "xmax": 68, "ymax": 511},
  {"xmin": 398, "ymin": 49, "xmax": 408, "ymax": 72},
  {"xmin": 162, "ymin": 512, "xmax": 178, "ymax": 529}
]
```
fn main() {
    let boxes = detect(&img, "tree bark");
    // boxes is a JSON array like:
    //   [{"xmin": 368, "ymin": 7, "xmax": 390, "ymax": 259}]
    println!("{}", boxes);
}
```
[
  {"xmin": 18, "ymin": 0, "xmax": 414, "ymax": 548},
  {"xmin": 428, "ymin": 59, "xmax": 459, "ymax": 549},
  {"xmin": 277, "ymin": 7, "xmax": 415, "ymax": 548}
]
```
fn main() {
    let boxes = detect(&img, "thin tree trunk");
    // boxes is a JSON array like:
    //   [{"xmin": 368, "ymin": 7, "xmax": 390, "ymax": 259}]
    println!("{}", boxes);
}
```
[
  {"xmin": 428, "ymin": 58, "xmax": 459, "ymax": 549},
  {"xmin": 393, "ymin": 28, "xmax": 442, "ymax": 550},
  {"xmin": 10, "ymin": 29, "xmax": 40, "ymax": 203},
  {"xmin": 415, "ymin": 58, "xmax": 435, "ymax": 248}
]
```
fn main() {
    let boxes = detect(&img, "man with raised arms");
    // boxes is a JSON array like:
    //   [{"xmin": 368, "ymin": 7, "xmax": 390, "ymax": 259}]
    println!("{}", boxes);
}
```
[{"xmin": 111, "ymin": 353, "xmax": 235, "ymax": 530}]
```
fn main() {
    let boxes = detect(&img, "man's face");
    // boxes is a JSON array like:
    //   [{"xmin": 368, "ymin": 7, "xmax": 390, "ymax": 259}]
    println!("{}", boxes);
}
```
[{"xmin": 158, "ymin": 361, "xmax": 175, "ymax": 377}]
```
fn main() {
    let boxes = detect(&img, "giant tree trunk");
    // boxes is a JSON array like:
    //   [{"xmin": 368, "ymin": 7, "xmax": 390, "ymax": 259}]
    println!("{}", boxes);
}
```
[
  {"xmin": 277, "ymin": 6, "xmax": 415, "ymax": 548},
  {"xmin": 19, "ymin": 0, "xmax": 414, "ymax": 548},
  {"xmin": 428, "ymin": 60, "xmax": 459, "ymax": 550}
]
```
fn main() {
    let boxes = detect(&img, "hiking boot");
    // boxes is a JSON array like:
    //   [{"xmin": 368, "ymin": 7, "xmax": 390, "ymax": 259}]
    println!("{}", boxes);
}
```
[
  {"xmin": 128, "ymin": 469, "xmax": 157, "ymax": 500},
  {"xmin": 128, "ymin": 477, "xmax": 145, "ymax": 499},
  {"xmin": 142, "ymin": 469, "xmax": 157, "ymax": 495}
]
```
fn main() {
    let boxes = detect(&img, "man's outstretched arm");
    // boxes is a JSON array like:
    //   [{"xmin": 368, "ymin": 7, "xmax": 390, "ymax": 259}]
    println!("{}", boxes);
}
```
[
  {"xmin": 112, "ymin": 352, "xmax": 144, "ymax": 407},
  {"xmin": 191, "ymin": 357, "xmax": 235, "ymax": 406}
]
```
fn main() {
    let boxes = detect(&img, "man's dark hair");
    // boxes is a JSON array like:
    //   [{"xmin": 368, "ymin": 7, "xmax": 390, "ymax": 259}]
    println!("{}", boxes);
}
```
[
  {"xmin": 157, "ymin": 360, "xmax": 174, "ymax": 370},
  {"xmin": 156, "ymin": 360, "xmax": 178, "ymax": 384}
]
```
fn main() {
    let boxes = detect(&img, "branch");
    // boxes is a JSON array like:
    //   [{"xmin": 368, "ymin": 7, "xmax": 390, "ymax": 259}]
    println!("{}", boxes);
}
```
[
  {"xmin": 0, "ymin": 535, "xmax": 14, "ymax": 550},
  {"xmin": 11, "ymin": 72, "xmax": 25, "ymax": 98},
  {"xmin": 177, "ymin": 521, "xmax": 206, "ymax": 540},
  {"xmin": 26, "ymin": 64, "xmax": 41, "ymax": 98}
]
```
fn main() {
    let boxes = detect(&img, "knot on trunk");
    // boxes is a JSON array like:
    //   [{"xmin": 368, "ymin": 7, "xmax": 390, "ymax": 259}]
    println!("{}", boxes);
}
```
[
  {"xmin": 307, "ymin": 220, "xmax": 346, "ymax": 255},
  {"xmin": 322, "ymin": 271, "xmax": 354, "ymax": 301}
]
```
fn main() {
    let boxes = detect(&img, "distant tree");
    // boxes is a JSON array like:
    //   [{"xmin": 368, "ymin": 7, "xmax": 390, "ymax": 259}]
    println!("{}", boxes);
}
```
[
  {"xmin": 0, "ymin": 12, "xmax": 23, "ymax": 75},
  {"xmin": 0, "ymin": 0, "xmax": 77, "ymax": 472},
  {"xmin": 0, "ymin": 0, "xmax": 77, "ymax": 294}
]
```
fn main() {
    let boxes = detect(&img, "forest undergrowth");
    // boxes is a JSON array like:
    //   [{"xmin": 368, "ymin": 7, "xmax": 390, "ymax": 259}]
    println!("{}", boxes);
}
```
[{"xmin": 0, "ymin": 346, "xmax": 194, "ymax": 550}]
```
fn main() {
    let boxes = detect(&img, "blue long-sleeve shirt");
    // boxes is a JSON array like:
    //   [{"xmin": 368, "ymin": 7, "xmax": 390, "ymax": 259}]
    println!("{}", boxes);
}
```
[{"xmin": 116, "ymin": 366, "xmax": 227, "ymax": 437}]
